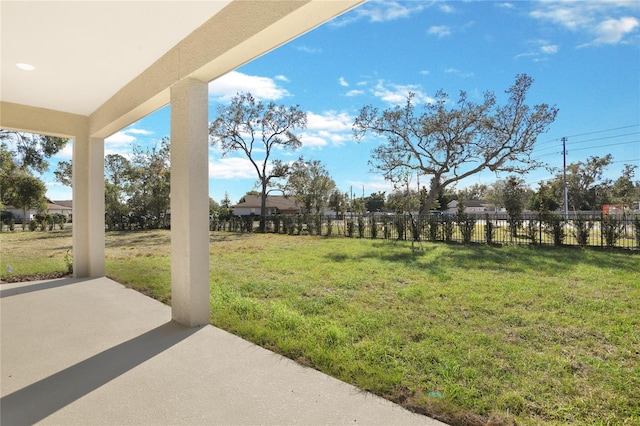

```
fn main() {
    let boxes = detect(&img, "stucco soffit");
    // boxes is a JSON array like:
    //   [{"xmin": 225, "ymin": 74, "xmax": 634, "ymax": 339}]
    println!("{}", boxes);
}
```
[
  {"xmin": 0, "ymin": 101, "xmax": 87, "ymax": 138},
  {"xmin": 89, "ymin": 0, "xmax": 363, "ymax": 139}
]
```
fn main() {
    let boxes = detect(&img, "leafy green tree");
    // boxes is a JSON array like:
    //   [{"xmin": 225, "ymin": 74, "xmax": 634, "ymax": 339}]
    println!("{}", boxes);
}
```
[
  {"xmin": 484, "ymin": 180, "xmax": 506, "ymax": 212},
  {"xmin": 611, "ymin": 164, "xmax": 637, "ymax": 207},
  {"xmin": 387, "ymin": 187, "xmax": 420, "ymax": 213},
  {"xmin": 457, "ymin": 183, "xmax": 488, "ymax": 201},
  {"xmin": 126, "ymin": 139, "xmax": 171, "ymax": 229},
  {"xmin": 4, "ymin": 171, "xmax": 47, "ymax": 229},
  {"xmin": 103, "ymin": 154, "xmax": 132, "ymax": 229},
  {"xmin": 365, "ymin": 191, "xmax": 386, "ymax": 212},
  {"xmin": 503, "ymin": 176, "xmax": 527, "ymax": 237},
  {"xmin": 0, "ymin": 130, "xmax": 68, "ymax": 174},
  {"xmin": 529, "ymin": 181, "xmax": 560, "ymax": 213},
  {"xmin": 353, "ymin": 74, "xmax": 558, "ymax": 219},
  {"xmin": 218, "ymin": 192, "xmax": 233, "ymax": 220},
  {"xmin": 328, "ymin": 190, "xmax": 348, "ymax": 219},
  {"xmin": 53, "ymin": 160, "xmax": 73, "ymax": 187},
  {"xmin": 284, "ymin": 157, "xmax": 336, "ymax": 213},
  {"xmin": 562, "ymin": 154, "xmax": 613, "ymax": 211},
  {"xmin": 209, "ymin": 92, "xmax": 307, "ymax": 232},
  {"xmin": 350, "ymin": 197, "xmax": 366, "ymax": 215}
]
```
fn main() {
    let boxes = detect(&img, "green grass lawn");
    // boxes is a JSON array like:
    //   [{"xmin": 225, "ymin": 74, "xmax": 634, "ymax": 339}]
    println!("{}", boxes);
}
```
[{"xmin": 2, "ymin": 229, "xmax": 639, "ymax": 425}]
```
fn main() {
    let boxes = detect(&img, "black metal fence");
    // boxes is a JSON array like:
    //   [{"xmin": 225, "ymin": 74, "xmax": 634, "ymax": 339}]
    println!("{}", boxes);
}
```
[{"xmin": 211, "ymin": 212, "xmax": 640, "ymax": 250}]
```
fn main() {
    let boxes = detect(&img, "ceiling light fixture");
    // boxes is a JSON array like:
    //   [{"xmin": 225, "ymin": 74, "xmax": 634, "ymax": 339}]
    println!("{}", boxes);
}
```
[{"xmin": 16, "ymin": 63, "xmax": 36, "ymax": 71}]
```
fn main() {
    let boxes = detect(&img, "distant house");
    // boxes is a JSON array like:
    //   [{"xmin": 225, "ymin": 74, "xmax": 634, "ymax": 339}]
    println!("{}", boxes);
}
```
[
  {"xmin": 3, "ymin": 198, "xmax": 72, "ymax": 223},
  {"xmin": 231, "ymin": 195, "xmax": 301, "ymax": 216},
  {"xmin": 445, "ymin": 200, "xmax": 494, "ymax": 215}
]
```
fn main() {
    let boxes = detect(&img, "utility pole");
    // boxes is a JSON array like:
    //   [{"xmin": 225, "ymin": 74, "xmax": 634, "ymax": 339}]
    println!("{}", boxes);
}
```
[{"xmin": 562, "ymin": 136, "xmax": 569, "ymax": 219}]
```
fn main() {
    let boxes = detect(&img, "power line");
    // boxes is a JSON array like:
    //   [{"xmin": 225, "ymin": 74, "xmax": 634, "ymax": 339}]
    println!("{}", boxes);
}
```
[
  {"xmin": 535, "ymin": 123, "xmax": 640, "ymax": 147},
  {"xmin": 561, "ymin": 123, "xmax": 639, "ymax": 139},
  {"xmin": 566, "ymin": 132, "xmax": 639, "ymax": 145},
  {"xmin": 534, "ymin": 131, "xmax": 640, "ymax": 153},
  {"xmin": 531, "ymin": 139, "xmax": 640, "ymax": 160},
  {"xmin": 568, "ymin": 139, "xmax": 639, "ymax": 152}
]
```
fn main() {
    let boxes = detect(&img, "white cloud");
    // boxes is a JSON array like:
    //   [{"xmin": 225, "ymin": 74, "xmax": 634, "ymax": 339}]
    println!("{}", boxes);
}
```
[
  {"xmin": 125, "ymin": 128, "xmax": 153, "ymax": 135},
  {"xmin": 420, "ymin": 70, "xmax": 431, "ymax": 76},
  {"xmin": 591, "ymin": 16, "xmax": 639, "ymax": 45},
  {"xmin": 209, "ymin": 71, "xmax": 290, "ymax": 102},
  {"xmin": 444, "ymin": 68, "xmax": 475, "ymax": 78},
  {"xmin": 299, "ymin": 134, "xmax": 329, "ymax": 149},
  {"xmin": 347, "ymin": 176, "xmax": 394, "ymax": 195},
  {"xmin": 339, "ymin": 77, "xmax": 349, "ymax": 87},
  {"xmin": 331, "ymin": 0, "xmax": 427, "ymax": 26},
  {"xmin": 307, "ymin": 111, "xmax": 352, "ymax": 133},
  {"xmin": 274, "ymin": 75, "xmax": 290, "ymax": 82},
  {"xmin": 530, "ymin": 1, "xmax": 640, "ymax": 46},
  {"xmin": 295, "ymin": 45, "xmax": 322, "ymax": 54},
  {"xmin": 496, "ymin": 3, "xmax": 514, "ymax": 9},
  {"xmin": 300, "ymin": 111, "xmax": 354, "ymax": 148},
  {"xmin": 209, "ymin": 157, "xmax": 256, "ymax": 179},
  {"xmin": 439, "ymin": 4, "xmax": 455, "ymax": 14},
  {"xmin": 516, "ymin": 39, "xmax": 560, "ymax": 61},
  {"xmin": 346, "ymin": 89, "xmax": 365, "ymax": 97},
  {"xmin": 372, "ymin": 80, "xmax": 435, "ymax": 105},
  {"xmin": 428, "ymin": 25, "xmax": 452, "ymax": 38},
  {"xmin": 54, "ymin": 142, "xmax": 73, "ymax": 161},
  {"xmin": 105, "ymin": 131, "xmax": 136, "ymax": 145}
]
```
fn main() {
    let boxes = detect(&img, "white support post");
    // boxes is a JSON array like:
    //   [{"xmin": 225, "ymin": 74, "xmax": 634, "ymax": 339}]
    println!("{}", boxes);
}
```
[
  {"xmin": 72, "ymin": 135, "xmax": 105, "ymax": 277},
  {"xmin": 170, "ymin": 78, "xmax": 210, "ymax": 327}
]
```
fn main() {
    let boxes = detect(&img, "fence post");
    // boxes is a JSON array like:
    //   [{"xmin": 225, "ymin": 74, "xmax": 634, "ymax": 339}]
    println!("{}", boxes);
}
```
[{"xmin": 600, "ymin": 212, "xmax": 604, "ymax": 248}]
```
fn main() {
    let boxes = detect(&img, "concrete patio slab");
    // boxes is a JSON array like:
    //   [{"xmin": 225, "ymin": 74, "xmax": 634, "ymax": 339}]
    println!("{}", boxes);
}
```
[{"xmin": 1, "ymin": 277, "xmax": 445, "ymax": 425}]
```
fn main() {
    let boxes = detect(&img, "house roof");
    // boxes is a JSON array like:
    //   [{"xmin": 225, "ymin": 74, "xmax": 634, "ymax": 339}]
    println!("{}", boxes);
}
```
[
  {"xmin": 52, "ymin": 200, "xmax": 73, "ymax": 208},
  {"xmin": 1, "ymin": 1, "xmax": 363, "ymax": 138},
  {"xmin": 232, "ymin": 195, "xmax": 300, "ymax": 211},
  {"xmin": 448, "ymin": 200, "xmax": 491, "ymax": 208}
]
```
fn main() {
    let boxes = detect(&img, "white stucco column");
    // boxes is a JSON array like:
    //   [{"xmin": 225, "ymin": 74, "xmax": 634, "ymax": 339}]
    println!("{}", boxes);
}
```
[
  {"xmin": 72, "ymin": 135, "xmax": 105, "ymax": 278},
  {"xmin": 170, "ymin": 78, "xmax": 210, "ymax": 327}
]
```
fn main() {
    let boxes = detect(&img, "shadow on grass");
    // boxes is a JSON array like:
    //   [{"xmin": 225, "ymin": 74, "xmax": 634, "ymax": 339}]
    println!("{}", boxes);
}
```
[{"xmin": 330, "ymin": 239, "xmax": 638, "ymax": 278}]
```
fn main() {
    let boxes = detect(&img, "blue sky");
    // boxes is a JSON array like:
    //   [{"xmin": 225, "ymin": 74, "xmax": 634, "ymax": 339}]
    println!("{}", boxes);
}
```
[{"xmin": 44, "ymin": 0, "xmax": 640, "ymax": 204}]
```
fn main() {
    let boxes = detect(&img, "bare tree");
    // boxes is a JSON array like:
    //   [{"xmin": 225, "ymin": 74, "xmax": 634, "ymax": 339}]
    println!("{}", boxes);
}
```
[
  {"xmin": 353, "ymin": 74, "xmax": 558, "ymax": 219},
  {"xmin": 209, "ymin": 92, "xmax": 307, "ymax": 232}
]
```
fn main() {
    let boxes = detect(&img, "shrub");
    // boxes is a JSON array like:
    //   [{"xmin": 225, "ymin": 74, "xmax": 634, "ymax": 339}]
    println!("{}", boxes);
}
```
[
  {"xmin": 29, "ymin": 220, "xmax": 39, "ymax": 231},
  {"xmin": 543, "ymin": 215, "xmax": 565, "ymax": 247},
  {"xmin": 357, "ymin": 216, "xmax": 365, "ymax": 238},
  {"xmin": 370, "ymin": 215, "xmax": 378, "ymax": 239},
  {"xmin": 325, "ymin": 215, "xmax": 333, "ymax": 237},
  {"xmin": 526, "ymin": 219, "xmax": 538, "ymax": 244},
  {"xmin": 443, "ymin": 217, "xmax": 454, "ymax": 242},
  {"xmin": 459, "ymin": 216, "xmax": 476, "ymax": 244},
  {"xmin": 602, "ymin": 216, "xmax": 624, "ymax": 248},
  {"xmin": 296, "ymin": 214, "xmax": 304, "ymax": 235},
  {"xmin": 485, "ymin": 215, "xmax": 494, "ymax": 245},
  {"xmin": 346, "ymin": 219, "xmax": 355, "ymax": 238},
  {"xmin": 572, "ymin": 216, "xmax": 594, "ymax": 247},
  {"xmin": 64, "ymin": 250, "xmax": 73, "ymax": 274},
  {"xmin": 428, "ymin": 217, "xmax": 439, "ymax": 241},
  {"xmin": 634, "ymin": 216, "xmax": 640, "ymax": 248},
  {"xmin": 381, "ymin": 216, "xmax": 391, "ymax": 240},
  {"xmin": 306, "ymin": 214, "xmax": 315, "ymax": 236},
  {"xmin": 394, "ymin": 215, "xmax": 405, "ymax": 240},
  {"xmin": 314, "ymin": 214, "xmax": 322, "ymax": 236}
]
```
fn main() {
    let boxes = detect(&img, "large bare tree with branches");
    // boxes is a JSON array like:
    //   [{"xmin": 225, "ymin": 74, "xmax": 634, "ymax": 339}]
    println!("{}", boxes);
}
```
[
  {"xmin": 353, "ymin": 74, "xmax": 558, "ymax": 219},
  {"xmin": 209, "ymin": 92, "xmax": 307, "ymax": 232}
]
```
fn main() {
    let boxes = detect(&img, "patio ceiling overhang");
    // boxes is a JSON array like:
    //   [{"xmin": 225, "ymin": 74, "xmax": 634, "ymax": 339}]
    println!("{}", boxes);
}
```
[
  {"xmin": 1, "ymin": 0, "xmax": 365, "ymax": 327},
  {"xmin": 1, "ymin": 0, "xmax": 363, "ymax": 138}
]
